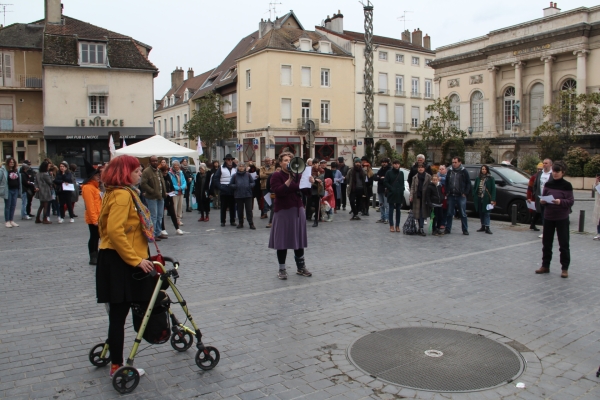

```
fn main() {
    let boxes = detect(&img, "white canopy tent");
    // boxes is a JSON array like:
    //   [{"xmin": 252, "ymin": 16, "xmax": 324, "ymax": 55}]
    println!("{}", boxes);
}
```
[{"xmin": 115, "ymin": 135, "xmax": 199, "ymax": 165}]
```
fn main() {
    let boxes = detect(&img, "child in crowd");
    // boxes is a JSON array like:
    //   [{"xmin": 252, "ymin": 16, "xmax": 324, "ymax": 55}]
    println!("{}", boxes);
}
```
[
  {"xmin": 426, "ymin": 174, "xmax": 445, "ymax": 236},
  {"xmin": 321, "ymin": 178, "xmax": 336, "ymax": 222}
]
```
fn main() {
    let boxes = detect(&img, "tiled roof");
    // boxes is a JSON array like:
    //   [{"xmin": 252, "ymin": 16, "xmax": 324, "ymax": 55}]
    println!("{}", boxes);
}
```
[
  {"xmin": 42, "ymin": 16, "xmax": 157, "ymax": 72},
  {"xmin": 316, "ymin": 27, "xmax": 435, "ymax": 54},
  {"xmin": 155, "ymin": 68, "xmax": 215, "ymax": 112},
  {"xmin": 191, "ymin": 32, "xmax": 258, "ymax": 101},
  {"xmin": 242, "ymin": 27, "xmax": 352, "ymax": 58},
  {"xmin": 0, "ymin": 23, "xmax": 44, "ymax": 49}
]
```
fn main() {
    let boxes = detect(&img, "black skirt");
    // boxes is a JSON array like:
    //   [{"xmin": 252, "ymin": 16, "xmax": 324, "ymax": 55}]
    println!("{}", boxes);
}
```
[{"xmin": 96, "ymin": 249, "xmax": 155, "ymax": 304}]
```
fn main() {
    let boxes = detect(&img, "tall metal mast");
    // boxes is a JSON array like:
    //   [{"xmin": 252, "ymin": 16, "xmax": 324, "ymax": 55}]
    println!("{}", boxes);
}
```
[{"xmin": 361, "ymin": 1, "xmax": 374, "ymax": 159}]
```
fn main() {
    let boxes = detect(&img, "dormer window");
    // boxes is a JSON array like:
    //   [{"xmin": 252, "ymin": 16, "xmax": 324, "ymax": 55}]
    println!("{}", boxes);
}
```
[
  {"xmin": 299, "ymin": 39, "xmax": 312, "ymax": 52},
  {"xmin": 163, "ymin": 97, "xmax": 168, "ymax": 107},
  {"xmin": 318, "ymin": 41, "xmax": 332, "ymax": 54},
  {"xmin": 183, "ymin": 90, "xmax": 189, "ymax": 102},
  {"xmin": 170, "ymin": 95, "xmax": 175, "ymax": 106},
  {"xmin": 221, "ymin": 68, "xmax": 235, "ymax": 81},
  {"xmin": 80, "ymin": 42, "xmax": 106, "ymax": 65},
  {"xmin": 201, "ymin": 77, "xmax": 216, "ymax": 89}
]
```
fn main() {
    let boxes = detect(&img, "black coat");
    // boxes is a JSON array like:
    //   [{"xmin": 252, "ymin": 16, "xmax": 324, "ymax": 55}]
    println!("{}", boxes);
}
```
[
  {"xmin": 53, "ymin": 171, "xmax": 74, "ymax": 194},
  {"xmin": 194, "ymin": 171, "xmax": 211, "ymax": 207},
  {"xmin": 373, "ymin": 165, "xmax": 390, "ymax": 194}
]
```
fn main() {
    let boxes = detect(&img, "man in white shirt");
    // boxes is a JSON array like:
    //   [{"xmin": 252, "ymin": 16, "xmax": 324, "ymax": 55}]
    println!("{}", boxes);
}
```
[{"xmin": 534, "ymin": 158, "xmax": 553, "ymax": 238}]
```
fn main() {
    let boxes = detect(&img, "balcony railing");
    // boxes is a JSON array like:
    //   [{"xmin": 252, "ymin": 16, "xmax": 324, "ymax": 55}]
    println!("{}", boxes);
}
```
[
  {"xmin": 281, "ymin": 118, "xmax": 292, "ymax": 123},
  {"xmin": 18, "ymin": 75, "xmax": 42, "ymax": 88},
  {"xmin": 395, "ymin": 90, "xmax": 406, "ymax": 97},
  {"xmin": 394, "ymin": 123, "xmax": 409, "ymax": 133},
  {"xmin": 377, "ymin": 89, "xmax": 389, "ymax": 95},
  {"xmin": 297, "ymin": 118, "xmax": 320, "ymax": 131},
  {"xmin": 377, "ymin": 122, "xmax": 390, "ymax": 129},
  {"xmin": 411, "ymin": 92, "xmax": 422, "ymax": 98},
  {"xmin": 424, "ymin": 92, "xmax": 433, "ymax": 99}
]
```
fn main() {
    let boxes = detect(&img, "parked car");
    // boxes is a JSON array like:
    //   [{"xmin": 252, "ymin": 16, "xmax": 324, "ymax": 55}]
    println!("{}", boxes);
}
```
[
  {"xmin": 371, "ymin": 167, "xmax": 411, "ymax": 209},
  {"xmin": 463, "ymin": 164, "xmax": 531, "ymax": 223}
]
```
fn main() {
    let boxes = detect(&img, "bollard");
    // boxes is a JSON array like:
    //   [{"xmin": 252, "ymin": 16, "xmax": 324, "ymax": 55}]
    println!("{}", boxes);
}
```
[
  {"xmin": 578, "ymin": 210, "xmax": 585, "ymax": 233},
  {"xmin": 511, "ymin": 203, "xmax": 517, "ymax": 226}
]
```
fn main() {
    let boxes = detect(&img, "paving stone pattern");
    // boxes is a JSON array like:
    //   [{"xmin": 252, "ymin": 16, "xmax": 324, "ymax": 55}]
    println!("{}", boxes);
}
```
[{"xmin": 0, "ymin": 198, "xmax": 599, "ymax": 399}]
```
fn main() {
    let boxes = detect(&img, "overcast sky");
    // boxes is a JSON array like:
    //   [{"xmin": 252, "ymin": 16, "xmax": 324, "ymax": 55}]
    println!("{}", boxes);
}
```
[{"xmin": 11, "ymin": 0, "xmax": 598, "ymax": 99}]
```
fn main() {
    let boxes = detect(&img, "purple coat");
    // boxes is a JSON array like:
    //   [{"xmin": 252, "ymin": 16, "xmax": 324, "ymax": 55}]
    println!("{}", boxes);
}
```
[{"xmin": 542, "ymin": 178, "xmax": 574, "ymax": 221}]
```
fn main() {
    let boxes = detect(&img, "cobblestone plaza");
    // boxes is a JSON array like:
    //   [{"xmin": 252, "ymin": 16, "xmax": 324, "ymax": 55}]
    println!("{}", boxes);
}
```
[{"xmin": 0, "ymin": 195, "xmax": 599, "ymax": 399}]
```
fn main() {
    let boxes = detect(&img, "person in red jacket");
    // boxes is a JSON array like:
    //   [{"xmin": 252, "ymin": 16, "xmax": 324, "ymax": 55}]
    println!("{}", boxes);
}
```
[{"xmin": 321, "ymin": 178, "xmax": 335, "ymax": 222}]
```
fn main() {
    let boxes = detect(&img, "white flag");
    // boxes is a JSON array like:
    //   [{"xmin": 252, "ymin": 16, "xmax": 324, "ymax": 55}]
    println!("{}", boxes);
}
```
[
  {"xmin": 122, "ymin": 139, "xmax": 127, "ymax": 148},
  {"xmin": 196, "ymin": 137, "xmax": 203, "ymax": 156},
  {"xmin": 109, "ymin": 135, "xmax": 116, "ymax": 157}
]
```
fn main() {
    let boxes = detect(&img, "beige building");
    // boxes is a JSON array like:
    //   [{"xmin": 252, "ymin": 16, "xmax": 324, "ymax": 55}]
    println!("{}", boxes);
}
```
[
  {"xmin": 430, "ymin": 3, "xmax": 600, "ymax": 161},
  {"xmin": 0, "ymin": 22, "xmax": 44, "ymax": 164},
  {"xmin": 237, "ymin": 12, "xmax": 355, "ymax": 163},
  {"xmin": 41, "ymin": 0, "xmax": 157, "ymax": 173},
  {"xmin": 317, "ymin": 12, "xmax": 435, "ymax": 158},
  {"xmin": 154, "ymin": 67, "xmax": 214, "ymax": 148}
]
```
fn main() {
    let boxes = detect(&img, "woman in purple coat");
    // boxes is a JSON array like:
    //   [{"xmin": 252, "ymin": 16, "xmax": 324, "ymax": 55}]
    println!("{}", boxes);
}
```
[
  {"xmin": 268, "ymin": 152, "xmax": 314, "ymax": 280},
  {"xmin": 535, "ymin": 160, "xmax": 574, "ymax": 278}
]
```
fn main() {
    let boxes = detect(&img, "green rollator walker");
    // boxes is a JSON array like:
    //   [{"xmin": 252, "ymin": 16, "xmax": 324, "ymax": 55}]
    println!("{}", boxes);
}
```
[{"xmin": 88, "ymin": 257, "xmax": 220, "ymax": 394}]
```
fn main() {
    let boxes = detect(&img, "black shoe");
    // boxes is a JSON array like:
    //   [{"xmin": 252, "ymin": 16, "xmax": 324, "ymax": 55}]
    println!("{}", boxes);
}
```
[
  {"xmin": 230, "ymin": 222, "xmax": 236, "ymax": 226},
  {"xmin": 237, "ymin": 224, "xmax": 243, "ymax": 229},
  {"xmin": 186, "ymin": 208, "xmax": 192, "ymax": 212},
  {"xmin": 312, "ymin": 221, "xmax": 318, "ymax": 227},
  {"xmin": 72, "ymin": 214, "xmax": 78, "ymax": 218},
  {"xmin": 530, "ymin": 226, "xmax": 540, "ymax": 231},
  {"xmin": 249, "ymin": 224, "xmax": 256, "ymax": 230},
  {"xmin": 444, "ymin": 230, "xmax": 451, "ymax": 234},
  {"xmin": 278, "ymin": 269, "xmax": 288, "ymax": 280},
  {"xmin": 485, "ymin": 226, "xmax": 493, "ymax": 234},
  {"xmin": 221, "ymin": 223, "xmax": 225, "ymax": 227},
  {"xmin": 477, "ymin": 225, "xmax": 485, "ymax": 232},
  {"xmin": 419, "ymin": 228, "xmax": 426, "ymax": 236},
  {"xmin": 463, "ymin": 231, "xmax": 469, "ymax": 235}
]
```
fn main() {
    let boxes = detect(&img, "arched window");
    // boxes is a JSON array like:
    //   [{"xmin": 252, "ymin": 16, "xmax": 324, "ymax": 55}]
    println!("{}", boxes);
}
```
[
  {"xmin": 561, "ymin": 79, "xmax": 577, "ymax": 126},
  {"xmin": 450, "ymin": 94, "xmax": 460, "ymax": 129},
  {"xmin": 504, "ymin": 87, "xmax": 516, "ymax": 132},
  {"xmin": 471, "ymin": 91, "xmax": 484, "ymax": 132}
]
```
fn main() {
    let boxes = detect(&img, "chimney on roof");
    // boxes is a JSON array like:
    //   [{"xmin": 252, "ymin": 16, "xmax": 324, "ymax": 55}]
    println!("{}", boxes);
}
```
[
  {"xmin": 401, "ymin": 29, "xmax": 410, "ymax": 42},
  {"xmin": 330, "ymin": 10, "xmax": 344, "ymax": 34},
  {"xmin": 423, "ymin": 34, "xmax": 431, "ymax": 50},
  {"xmin": 543, "ymin": 2, "xmax": 560, "ymax": 17},
  {"xmin": 411, "ymin": 28, "xmax": 423, "ymax": 47},
  {"xmin": 171, "ymin": 67, "xmax": 184, "ymax": 90},
  {"xmin": 325, "ymin": 15, "xmax": 332, "ymax": 31},
  {"xmin": 45, "ymin": 0, "xmax": 62, "ymax": 25},
  {"xmin": 187, "ymin": 68, "xmax": 194, "ymax": 80},
  {"xmin": 259, "ymin": 18, "xmax": 275, "ymax": 39}
]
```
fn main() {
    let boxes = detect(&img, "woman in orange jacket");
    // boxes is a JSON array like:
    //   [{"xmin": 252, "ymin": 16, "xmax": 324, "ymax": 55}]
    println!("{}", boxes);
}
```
[{"xmin": 81, "ymin": 161, "xmax": 102, "ymax": 265}]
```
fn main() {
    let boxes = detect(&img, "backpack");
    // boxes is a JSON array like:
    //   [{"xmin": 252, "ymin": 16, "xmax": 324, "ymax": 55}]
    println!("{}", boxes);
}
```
[{"xmin": 402, "ymin": 210, "xmax": 418, "ymax": 235}]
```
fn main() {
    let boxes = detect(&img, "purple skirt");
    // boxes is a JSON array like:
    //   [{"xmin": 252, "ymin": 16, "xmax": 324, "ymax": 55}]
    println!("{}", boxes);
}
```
[{"xmin": 268, "ymin": 207, "xmax": 308, "ymax": 250}]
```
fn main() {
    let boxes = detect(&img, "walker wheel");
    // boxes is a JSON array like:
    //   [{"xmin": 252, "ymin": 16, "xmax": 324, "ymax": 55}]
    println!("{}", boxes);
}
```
[
  {"xmin": 170, "ymin": 331, "xmax": 193, "ymax": 352},
  {"xmin": 88, "ymin": 343, "xmax": 110, "ymax": 367},
  {"xmin": 195, "ymin": 346, "xmax": 220, "ymax": 370},
  {"xmin": 112, "ymin": 366, "xmax": 140, "ymax": 394}
]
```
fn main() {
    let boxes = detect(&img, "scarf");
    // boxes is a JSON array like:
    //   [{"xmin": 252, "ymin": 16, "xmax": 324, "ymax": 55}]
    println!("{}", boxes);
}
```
[
  {"xmin": 106, "ymin": 185, "xmax": 155, "ymax": 242},
  {"xmin": 477, "ymin": 174, "xmax": 488, "ymax": 197}
]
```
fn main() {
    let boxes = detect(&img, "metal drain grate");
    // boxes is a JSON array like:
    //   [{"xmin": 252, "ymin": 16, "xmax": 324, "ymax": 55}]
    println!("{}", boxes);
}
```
[{"xmin": 348, "ymin": 327, "xmax": 524, "ymax": 392}]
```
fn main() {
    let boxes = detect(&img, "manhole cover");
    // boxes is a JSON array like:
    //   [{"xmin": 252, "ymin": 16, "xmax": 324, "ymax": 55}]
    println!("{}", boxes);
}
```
[{"xmin": 347, "ymin": 327, "xmax": 524, "ymax": 393}]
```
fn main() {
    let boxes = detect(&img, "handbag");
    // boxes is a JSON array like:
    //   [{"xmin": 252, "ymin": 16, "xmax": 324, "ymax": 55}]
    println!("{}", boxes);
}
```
[{"xmin": 402, "ymin": 210, "xmax": 418, "ymax": 235}]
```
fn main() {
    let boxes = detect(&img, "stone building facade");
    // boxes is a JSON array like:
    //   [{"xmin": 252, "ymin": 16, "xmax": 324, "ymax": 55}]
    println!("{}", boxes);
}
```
[{"xmin": 430, "ymin": 3, "xmax": 600, "ymax": 162}]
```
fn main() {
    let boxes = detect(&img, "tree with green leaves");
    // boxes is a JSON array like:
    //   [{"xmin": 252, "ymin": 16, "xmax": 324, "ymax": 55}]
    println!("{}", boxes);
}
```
[
  {"xmin": 416, "ymin": 97, "xmax": 466, "ymax": 162},
  {"xmin": 184, "ymin": 92, "xmax": 235, "ymax": 163},
  {"xmin": 533, "ymin": 90, "xmax": 600, "ymax": 158}
]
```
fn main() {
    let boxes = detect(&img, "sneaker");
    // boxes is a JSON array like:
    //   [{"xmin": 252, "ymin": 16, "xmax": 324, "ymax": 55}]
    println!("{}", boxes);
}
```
[
  {"xmin": 593, "ymin": 235, "xmax": 600, "ymax": 240},
  {"xmin": 176, "ymin": 229, "xmax": 184, "ymax": 235},
  {"xmin": 278, "ymin": 269, "xmax": 288, "ymax": 280},
  {"xmin": 266, "ymin": 223, "xmax": 272, "ymax": 228},
  {"xmin": 5, "ymin": 222, "xmax": 12, "ymax": 228},
  {"xmin": 69, "ymin": 218, "xmax": 74, "ymax": 223},
  {"xmin": 297, "ymin": 267, "xmax": 312, "ymax": 277},
  {"xmin": 538, "ymin": 234, "xmax": 543, "ymax": 238},
  {"xmin": 10, "ymin": 221, "xmax": 19, "ymax": 227},
  {"xmin": 161, "ymin": 230, "xmax": 168, "ymax": 236},
  {"xmin": 57, "ymin": 217, "xmax": 63, "ymax": 224},
  {"xmin": 376, "ymin": 219, "xmax": 385, "ymax": 223},
  {"xmin": 22, "ymin": 215, "xmax": 31, "ymax": 220},
  {"xmin": 110, "ymin": 364, "xmax": 122, "ymax": 377}
]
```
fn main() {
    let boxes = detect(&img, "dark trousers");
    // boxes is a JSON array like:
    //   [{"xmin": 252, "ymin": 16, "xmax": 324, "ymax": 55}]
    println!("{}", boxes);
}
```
[
  {"xmin": 236, "ymin": 197, "xmax": 253, "ymax": 225},
  {"xmin": 198, "ymin": 197, "xmax": 210, "ymax": 217},
  {"xmin": 276, "ymin": 248, "xmax": 304, "ymax": 265},
  {"xmin": 36, "ymin": 201, "xmax": 50, "ymax": 220},
  {"xmin": 220, "ymin": 194, "xmax": 236, "ymax": 224},
  {"xmin": 26, "ymin": 192, "xmax": 34, "ymax": 215},
  {"xmin": 108, "ymin": 302, "xmax": 131, "ymax": 365},
  {"xmin": 184, "ymin": 186, "xmax": 191, "ymax": 210},
  {"xmin": 433, "ymin": 207, "xmax": 443, "ymax": 230},
  {"xmin": 340, "ymin": 183, "xmax": 347, "ymax": 208},
  {"xmin": 51, "ymin": 198, "xmax": 59, "ymax": 215},
  {"xmin": 389, "ymin": 202, "xmax": 402, "ymax": 227},
  {"xmin": 58, "ymin": 192, "xmax": 74, "ymax": 219},
  {"xmin": 542, "ymin": 218, "xmax": 570, "ymax": 271},
  {"xmin": 88, "ymin": 224, "xmax": 99, "ymax": 254},
  {"xmin": 349, "ymin": 190, "xmax": 363, "ymax": 217},
  {"xmin": 306, "ymin": 195, "xmax": 321, "ymax": 220},
  {"xmin": 162, "ymin": 197, "xmax": 179, "ymax": 230}
]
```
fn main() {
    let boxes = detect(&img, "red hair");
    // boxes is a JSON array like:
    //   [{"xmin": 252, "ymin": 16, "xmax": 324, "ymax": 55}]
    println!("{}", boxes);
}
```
[{"xmin": 101, "ymin": 155, "xmax": 140, "ymax": 186}]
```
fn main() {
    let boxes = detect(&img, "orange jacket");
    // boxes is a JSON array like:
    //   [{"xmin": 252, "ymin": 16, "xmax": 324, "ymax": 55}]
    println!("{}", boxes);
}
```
[{"xmin": 82, "ymin": 180, "xmax": 102, "ymax": 225}]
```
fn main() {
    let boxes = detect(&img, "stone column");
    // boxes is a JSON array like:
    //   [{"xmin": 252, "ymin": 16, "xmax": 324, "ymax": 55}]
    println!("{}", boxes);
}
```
[
  {"xmin": 574, "ymin": 50, "xmax": 589, "ymax": 95},
  {"xmin": 512, "ymin": 61, "xmax": 525, "ymax": 132},
  {"xmin": 541, "ymin": 56, "xmax": 555, "ymax": 121},
  {"xmin": 433, "ymin": 77, "xmax": 441, "ymax": 99},
  {"xmin": 487, "ymin": 66, "xmax": 498, "ymax": 135}
]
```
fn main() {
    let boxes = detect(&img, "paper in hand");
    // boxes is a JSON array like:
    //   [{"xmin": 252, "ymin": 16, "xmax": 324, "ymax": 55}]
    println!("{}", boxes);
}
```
[
  {"xmin": 526, "ymin": 200, "xmax": 536, "ymax": 211},
  {"xmin": 263, "ymin": 192, "xmax": 272, "ymax": 206},
  {"xmin": 486, "ymin": 204, "xmax": 494, "ymax": 211},
  {"xmin": 168, "ymin": 191, "xmax": 177, "ymax": 197},
  {"xmin": 539, "ymin": 194, "xmax": 555, "ymax": 202},
  {"xmin": 62, "ymin": 183, "xmax": 75, "ymax": 191},
  {"xmin": 299, "ymin": 166, "xmax": 312, "ymax": 189}
]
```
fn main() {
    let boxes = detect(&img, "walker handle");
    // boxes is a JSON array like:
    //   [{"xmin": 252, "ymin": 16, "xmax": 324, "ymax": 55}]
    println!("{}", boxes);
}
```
[{"xmin": 162, "ymin": 256, "xmax": 180, "ymax": 270}]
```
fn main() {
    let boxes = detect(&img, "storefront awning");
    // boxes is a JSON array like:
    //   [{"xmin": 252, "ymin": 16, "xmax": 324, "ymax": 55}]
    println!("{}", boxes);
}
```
[{"xmin": 44, "ymin": 127, "xmax": 154, "ymax": 140}]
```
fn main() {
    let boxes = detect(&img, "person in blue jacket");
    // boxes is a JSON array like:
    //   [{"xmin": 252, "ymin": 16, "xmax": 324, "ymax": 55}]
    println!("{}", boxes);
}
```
[
  {"xmin": 168, "ymin": 160, "xmax": 187, "ymax": 227},
  {"xmin": 229, "ymin": 162, "xmax": 256, "ymax": 230}
]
